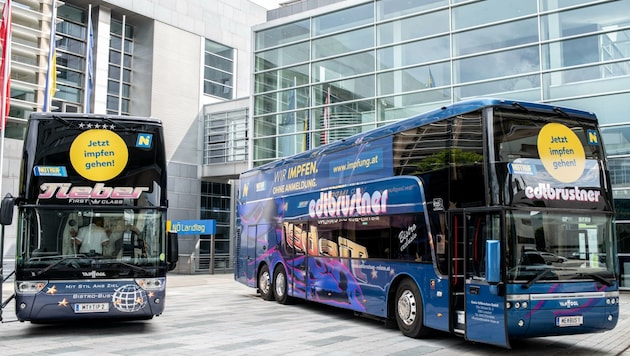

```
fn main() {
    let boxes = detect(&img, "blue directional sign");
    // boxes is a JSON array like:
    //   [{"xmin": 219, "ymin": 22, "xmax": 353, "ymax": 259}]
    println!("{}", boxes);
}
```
[{"xmin": 168, "ymin": 219, "xmax": 216, "ymax": 235}]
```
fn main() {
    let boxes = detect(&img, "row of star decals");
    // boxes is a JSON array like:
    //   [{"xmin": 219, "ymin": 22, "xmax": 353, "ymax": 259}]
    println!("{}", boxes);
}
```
[{"xmin": 78, "ymin": 122, "xmax": 116, "ymax": 130}]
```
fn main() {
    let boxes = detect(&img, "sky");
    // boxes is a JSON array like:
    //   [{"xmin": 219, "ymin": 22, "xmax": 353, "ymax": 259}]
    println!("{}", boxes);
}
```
[{"xmin": 250, "ymin": 0, "xmax": 283, "ymax": 9}]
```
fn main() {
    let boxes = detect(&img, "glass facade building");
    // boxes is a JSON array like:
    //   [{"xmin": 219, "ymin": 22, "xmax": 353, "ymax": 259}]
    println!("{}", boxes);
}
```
[
  {"xmin": 253, "ymin": 0, "xmax": 630, "ymax": 166},
  {"xmin": 253, "ymin": 0, "xmax": 630, "ymax": 286}
]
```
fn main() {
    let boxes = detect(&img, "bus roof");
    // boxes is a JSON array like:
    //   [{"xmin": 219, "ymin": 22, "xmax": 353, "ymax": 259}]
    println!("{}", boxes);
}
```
[
  {"xmin": 245, "ymin": 98, "xmax": 597, "ymax": 176},
  {"xmin": 29, "ymin": 112, "xmax": 163, "ymax": 125}
]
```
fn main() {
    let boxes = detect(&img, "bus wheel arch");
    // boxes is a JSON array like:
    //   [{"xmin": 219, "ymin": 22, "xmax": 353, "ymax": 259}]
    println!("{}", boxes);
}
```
[
  {"xmin": 391, "ymin": 276, "xmax": 429, "ymax": 338},
  {"xmin": 273, "ymin": 263, "xmax": 292, "ymax": 304},
  {"xmin": 258, "ymin": 263, "xmax": 274, "ymax": 301}
]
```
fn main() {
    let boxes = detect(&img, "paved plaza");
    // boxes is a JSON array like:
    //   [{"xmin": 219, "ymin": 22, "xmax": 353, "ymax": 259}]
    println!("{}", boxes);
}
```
[{"xmin": 0, "ymin": 273, "xmax": 629, "ymax": 355}]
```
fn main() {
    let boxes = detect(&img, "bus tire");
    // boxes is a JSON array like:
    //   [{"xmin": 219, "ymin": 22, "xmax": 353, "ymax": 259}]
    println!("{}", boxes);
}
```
[
  {"xmin": 395, "ymin": 278, "xmax": 428, "ymax": 338},
  {"xmin": 273, "ymin": 264, "xmax": 291, "ymax": 304},
  {"xmin": 258, "ymin": 264, "xmax": 274, "ymax": 301}
]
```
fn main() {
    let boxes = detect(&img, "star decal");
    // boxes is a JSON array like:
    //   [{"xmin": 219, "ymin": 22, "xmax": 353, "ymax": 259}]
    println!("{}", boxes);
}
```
[
  {"xmin": 371, "ymin": 269, "xmax": 378, "ymax": 280},
  {"xmin": 77, "ymin": 122, "xmax": 115, "ymax": 130},
  {"xmin": 148, "ymin": 291, "xmax": 155, "ymax": 298},
  {"xmin": 114, "ymin": 298, "xmax": 121, "ymax": 305},
  {"xmin": 58, "ymin": 298, "xmax": 69, "ymax": 307},
  {"xmin": 136, "ymin": 297, "xmax": 144, "ymax": 305},
  {"xmin": 46, "ymin": 285, "xmax": 57, "ymax": 295}
]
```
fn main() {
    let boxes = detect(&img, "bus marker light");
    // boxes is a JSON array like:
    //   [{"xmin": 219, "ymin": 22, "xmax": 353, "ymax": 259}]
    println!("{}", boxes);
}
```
[{"xmin": 518, "ymin": 320, "xmax": 525, "ymax": 327}]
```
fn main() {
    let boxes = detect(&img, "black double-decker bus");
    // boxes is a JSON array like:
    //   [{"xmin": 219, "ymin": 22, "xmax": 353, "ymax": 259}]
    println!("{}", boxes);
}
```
[{"xmin": 1, "ymin": 113, "xmax": 177, "ymax": 322}]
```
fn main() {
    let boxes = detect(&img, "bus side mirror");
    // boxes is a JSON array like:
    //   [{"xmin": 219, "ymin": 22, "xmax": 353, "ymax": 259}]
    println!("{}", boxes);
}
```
[
  {"xmin": 486, "ymin": 240, "xmax": 501, "ymax": 295},
  {"xmin": 0, "ymin": 194, "xmax": 14, "ymax": 226},
  {"xmin": 167, "ymin": 231, "xmax": 179, "ymax": 271}
]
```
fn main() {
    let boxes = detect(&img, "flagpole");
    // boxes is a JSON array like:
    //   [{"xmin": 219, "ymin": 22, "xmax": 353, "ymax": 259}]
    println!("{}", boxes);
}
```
[
  {"xmin": 0, "ymin": 0, "xmax": 11, "ymax": 322},
  {"xmin": 83, "ymin": 4, "xmax": 92, "ymax": 113},
  {"xmin": 0, "ymin": 0, "xmax": 12, "ymax": 197}
]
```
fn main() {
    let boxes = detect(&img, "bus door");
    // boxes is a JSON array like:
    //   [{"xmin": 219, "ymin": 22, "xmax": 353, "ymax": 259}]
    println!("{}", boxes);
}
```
[
  {"xmin": 239, "ymin": 224, "xmax": 258, "ymax": 283},
  {"xmin": 282, "ymin": 221, "xmax": 307, "ymax": 297},
  {"xmin": 462, "ymin": 210, "xmax": 509, "ymax": 348}
]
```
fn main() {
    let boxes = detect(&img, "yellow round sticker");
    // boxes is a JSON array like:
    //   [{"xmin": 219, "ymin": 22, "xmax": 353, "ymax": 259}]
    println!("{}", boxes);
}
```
[
  {"xmin": 537, "ymin": 123, "xmax": 585, "ymax": 183},
  {"xmin": 69, "ymin": 129, "xmax": 129, "ymax": 181}
]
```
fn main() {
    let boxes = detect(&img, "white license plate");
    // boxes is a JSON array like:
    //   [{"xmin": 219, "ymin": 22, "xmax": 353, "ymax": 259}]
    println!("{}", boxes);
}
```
[
  {"xmin": 556, "ymin": 315, "xmax": 583, "ymax": 327},
  {"xmin": 74, "ymin": 303, "xmax": 110, "ymax": 313}
]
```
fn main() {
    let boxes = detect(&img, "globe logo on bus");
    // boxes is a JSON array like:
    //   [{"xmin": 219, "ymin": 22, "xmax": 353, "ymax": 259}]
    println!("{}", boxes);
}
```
[{"xmin": 112, "ymin": 284, "xmax": 147, "ymax": 313}]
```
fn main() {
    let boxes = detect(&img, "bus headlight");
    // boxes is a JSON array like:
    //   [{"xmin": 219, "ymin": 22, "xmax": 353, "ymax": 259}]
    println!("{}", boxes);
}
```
[
  {"xmin": 135, "ymin": 278, "xmax": 165, "ymax": 291},
  {"xmin": 16, "ymin": 281, "xmax": 46, "ymax": 294}
]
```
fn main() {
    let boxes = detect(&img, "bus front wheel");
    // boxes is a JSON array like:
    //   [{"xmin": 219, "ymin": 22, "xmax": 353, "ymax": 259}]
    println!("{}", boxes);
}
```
[
  {"xmin": 258, "ymin": 264, "xmax": 274, "ymax": 301},
  {"xmin": 273, "ymin": 265, "xmax": 291, "ymax": 304},
  {"xmin": 395, "ymin": 278, "xmax": 428, "ymax": 338}
]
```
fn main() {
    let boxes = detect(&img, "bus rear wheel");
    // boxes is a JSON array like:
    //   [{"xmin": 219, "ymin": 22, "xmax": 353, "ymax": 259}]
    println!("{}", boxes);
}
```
[
  {"xmin": 258, "ymin": 264, "xmax": 274, "ymax": 301},
  {"xmin": 395, "ymin": 278, "xmax": 428, "ymax": 338},
  {"xmin": 273, "ymin": 265, "xmax": 291, "ymax": 304}
]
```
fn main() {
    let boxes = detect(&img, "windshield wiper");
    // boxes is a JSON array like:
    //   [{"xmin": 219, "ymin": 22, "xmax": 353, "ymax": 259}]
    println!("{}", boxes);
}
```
[
  {"xmin": 512, "ymin": 102, "xmax": 529, "ymax": 112},
  {"xmin": 52, "ymin": 115, "xmax": 81, "ymax": 129},
  {"xmin": 101, "ymin": 117, "xmax": 137, "ymax": 132},
  {"xmin": 35, "ymin": 255, "xmax": 85, "ymax": 277},
  {"xmin": 578, "ymin": 273, "xmax": 613, "ymax": 287},
  {"xmin": 522, "ymin": 268, "xmax": 556, "ymax": 289},
  {"xmin": 113, "ymin": 261, "xmax": 152, "ymax": 274}
]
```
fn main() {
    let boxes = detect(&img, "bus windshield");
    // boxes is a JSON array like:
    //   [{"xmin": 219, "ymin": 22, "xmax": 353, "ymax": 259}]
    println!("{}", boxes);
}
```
[
  {"xmin": 16, "ymin": 207, "xmax": 164, "ymax": 279},
  {"xmin": 492, "ymin": 107, "xmax": 607, "ymax": 208},
  {"xmin": 507, "ymin": 210, "xmax": 615, "ymax": 283}
]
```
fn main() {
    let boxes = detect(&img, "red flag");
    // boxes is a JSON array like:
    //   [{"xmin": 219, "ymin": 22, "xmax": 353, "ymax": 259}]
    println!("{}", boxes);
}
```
[{"xmin": 0, "ymin": 0, "xmax": 11, "ymax": 129}]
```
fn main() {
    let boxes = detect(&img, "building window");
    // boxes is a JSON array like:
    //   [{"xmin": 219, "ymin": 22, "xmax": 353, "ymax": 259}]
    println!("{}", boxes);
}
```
[
  {"xmin": 204, "ymin": 109, "xmax": 248, "ymax": 164},
  {"xmin": 204, "ymin": 39, "xmax": 234, "ymax": 100},
  {"xmin": 107, "ymin": 18, "xmax": 134, "ymax": 115},
  {"xmin": 200, "ymin": 181, "xmax": 232, "ymax": 255},
  {"xmin": 53, "ymin": 4, "xmax": 89, "ymax": 113}
]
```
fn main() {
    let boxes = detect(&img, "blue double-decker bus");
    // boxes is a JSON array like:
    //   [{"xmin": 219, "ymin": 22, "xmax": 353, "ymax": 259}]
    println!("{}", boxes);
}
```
[
  {"xmin": 235, "ymin": 98, "xmax": 619, "ymax": 348},
  {"xmin": 0, "ymin": 113, "xmax": 177, "ymax": 322}
]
